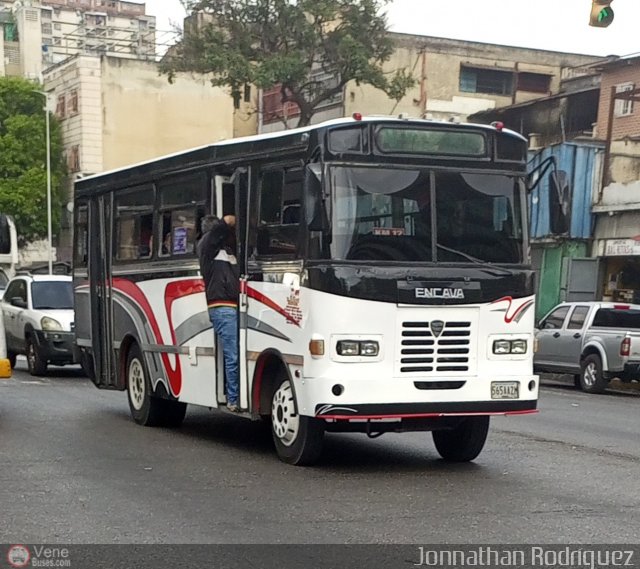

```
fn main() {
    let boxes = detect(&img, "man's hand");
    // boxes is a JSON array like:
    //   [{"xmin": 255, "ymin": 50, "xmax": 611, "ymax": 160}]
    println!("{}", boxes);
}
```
[{"xmin": 223, "ymin": 215, "xmax": 236, "ymax": 227}]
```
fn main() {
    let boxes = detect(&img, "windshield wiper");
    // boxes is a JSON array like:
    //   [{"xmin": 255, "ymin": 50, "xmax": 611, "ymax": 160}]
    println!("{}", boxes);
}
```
[{"xmin": 436, "ymin": 243, "xmax": 515, "ymax": 276}]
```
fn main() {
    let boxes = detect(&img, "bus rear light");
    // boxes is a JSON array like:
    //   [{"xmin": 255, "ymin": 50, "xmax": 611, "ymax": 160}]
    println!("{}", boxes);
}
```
[
  {"xmin": 614, "ymin": 304, "xmax": 630, "ymax": 310},
  {"xmin": 621, "ymin": 337, "xmax": 631, "ymax": 357},
  {"xmin": 309, "ymin": 339, "xmax": 325, "ymax": 356}
]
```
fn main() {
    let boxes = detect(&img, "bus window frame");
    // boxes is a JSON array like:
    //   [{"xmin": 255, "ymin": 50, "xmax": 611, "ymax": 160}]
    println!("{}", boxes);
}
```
[
  {"xmin": 113, "ymin": 184, "xmax": 156, "ymax": 264},
  {"xmin": 254, "ymin": 161, "xmax": 306, "ymax": 261},
  {"xmin": 155, "ymin": 170, "xmax": 209, "ymax": 259}
]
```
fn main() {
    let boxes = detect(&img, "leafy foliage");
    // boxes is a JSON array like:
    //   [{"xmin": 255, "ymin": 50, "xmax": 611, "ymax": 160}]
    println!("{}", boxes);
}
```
[
  {"xmin": 163, "ymin": 0, "xmax": 415, "ymax": 126},
  {"xmin": 0, "ymin": 77, "xmax": 65, "ymax": 243}
]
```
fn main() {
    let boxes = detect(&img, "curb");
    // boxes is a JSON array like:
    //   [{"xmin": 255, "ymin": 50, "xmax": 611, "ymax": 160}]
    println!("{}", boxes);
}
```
[{"xmin": 540, "ymin": 373, "xmax": 640, "ymax": 396}]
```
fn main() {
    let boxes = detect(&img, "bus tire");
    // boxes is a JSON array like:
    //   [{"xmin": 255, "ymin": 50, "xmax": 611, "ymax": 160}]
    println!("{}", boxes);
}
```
[
  {"xmin": 7, "ymin": 351, "xmax": 17, "ymax": 369},
  {"xmin": 126, "ymin": 344, "xmax": 165, "ymax": 427},
  {"xmin": 160, "ymin": 400, "xmax": 188, "ymax": 428},
  {"xmin": 271, "ymin": 377, "xmax": 324, "ymax": 466},
  {"xmin": 579, "ymin": 354, "xmax": 608, "ymax": 394},
  {"xmin": 432, "ymin": 416, "xmax": 490, "ymax": 462}
]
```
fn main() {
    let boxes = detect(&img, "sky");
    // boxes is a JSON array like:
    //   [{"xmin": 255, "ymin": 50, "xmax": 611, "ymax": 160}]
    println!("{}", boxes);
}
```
[{"xmin": 145, "ymin": 0, "xmax": 639, "ymax": 58}]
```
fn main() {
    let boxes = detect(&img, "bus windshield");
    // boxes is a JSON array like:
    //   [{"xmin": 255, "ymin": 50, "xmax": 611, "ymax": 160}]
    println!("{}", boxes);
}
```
[{"xmin": 328, "ymin": 166, "xmax": 524, "ymax": 264}]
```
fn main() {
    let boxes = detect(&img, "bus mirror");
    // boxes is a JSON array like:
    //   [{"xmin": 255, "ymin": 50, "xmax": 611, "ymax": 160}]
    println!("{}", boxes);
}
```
[{"xmin": 305, "ymin": 165, "xmax": 329, "ymax": 232}]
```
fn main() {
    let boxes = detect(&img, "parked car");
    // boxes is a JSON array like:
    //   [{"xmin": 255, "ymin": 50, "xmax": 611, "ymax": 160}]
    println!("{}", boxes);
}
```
[
  {"xmin": 1, "ymin": 274, "xmax": 74, "ymax": 375},
  {"xmin": 534, "ymin": 301, "xmax": 640, "ymax": 393}
]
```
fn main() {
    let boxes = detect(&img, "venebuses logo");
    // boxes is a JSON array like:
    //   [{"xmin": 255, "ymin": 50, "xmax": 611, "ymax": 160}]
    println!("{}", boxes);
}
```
[{"xmin": 7, "ymin": 545, "xmax": 30, "ymax": 568}]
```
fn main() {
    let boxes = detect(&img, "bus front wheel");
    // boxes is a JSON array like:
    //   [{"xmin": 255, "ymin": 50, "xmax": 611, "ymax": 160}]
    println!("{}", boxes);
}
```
[
  {"xmin": 270, "ymin": 377, "xmax": 324, "ymax": 466},
  {"xmin": 432, "ymin": 416, "xmax": 490, "ymax": 462}
]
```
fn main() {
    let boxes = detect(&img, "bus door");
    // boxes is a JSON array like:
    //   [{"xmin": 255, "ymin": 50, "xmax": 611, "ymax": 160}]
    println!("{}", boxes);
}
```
[
  {"xmin": 213, "ymin": 172, "xmax": 250, "ymax": 409},
  {"xmin": 88, "ymin": 195, "xmax": 117, "ymax": 388}
]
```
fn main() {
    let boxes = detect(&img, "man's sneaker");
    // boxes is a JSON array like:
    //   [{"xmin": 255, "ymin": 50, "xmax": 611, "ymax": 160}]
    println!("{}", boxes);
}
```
[{"xmin": 226, "ymin": 403, "xmax": 239, "ymax": 413}]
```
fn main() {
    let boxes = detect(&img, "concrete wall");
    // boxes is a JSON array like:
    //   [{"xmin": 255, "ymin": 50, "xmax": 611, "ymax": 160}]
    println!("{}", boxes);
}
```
[
  {"xmin": 100, "ymin": 57, "xmax": 235, "ymax": 170},
  {"xmin": 344, "ymin": 34, "xmax": 600, "ymax": 123}
]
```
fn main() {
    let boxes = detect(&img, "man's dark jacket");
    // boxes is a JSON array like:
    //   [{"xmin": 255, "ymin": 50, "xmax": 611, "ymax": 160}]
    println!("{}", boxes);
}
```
[{"xmin": 197, "ymin": 219, "xmax": 240, "ymax": 308}]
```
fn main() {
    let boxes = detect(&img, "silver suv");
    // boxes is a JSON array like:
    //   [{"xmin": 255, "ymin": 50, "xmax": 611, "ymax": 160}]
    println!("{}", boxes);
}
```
[{"xmin": 1, "ymin": 274, "xmax": 74, "ymax": 375}]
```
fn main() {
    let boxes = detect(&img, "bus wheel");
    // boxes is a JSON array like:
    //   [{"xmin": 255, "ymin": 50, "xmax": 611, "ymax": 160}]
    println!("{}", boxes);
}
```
[
  {"xmin": 271, "ymin": 377, "xmax": 324, "ymax": 466},
  {"xmin": 161, "ymin": 400, "xmax": 188, "ymax": 428},
  {"xmin": 126, "ymin": 344, "xmax": 166, "ymax": 427},
  {"xmin": 432, "ymin": 416, "xmax": 490, "ymax": 462}
]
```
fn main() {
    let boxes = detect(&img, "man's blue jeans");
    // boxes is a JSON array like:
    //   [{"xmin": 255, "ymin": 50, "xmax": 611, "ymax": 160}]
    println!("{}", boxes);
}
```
[{"xmin": 209, "ymin": 306, "xmax": 239, "ymax": 406}]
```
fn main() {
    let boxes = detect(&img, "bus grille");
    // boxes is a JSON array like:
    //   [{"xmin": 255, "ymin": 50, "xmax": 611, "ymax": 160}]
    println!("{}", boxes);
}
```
[{"xmin": 399, "ymin": 320, "xmax": 472, "ymax": 374}]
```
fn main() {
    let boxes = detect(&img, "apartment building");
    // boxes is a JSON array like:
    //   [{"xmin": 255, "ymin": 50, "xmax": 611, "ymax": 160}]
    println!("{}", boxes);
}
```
[
  {"xmin": 43, "ymin": 54, "xmax": 236, "ymax": 259},
  {"xmin": 0, "ymin": 0, "xmax": 155, "ymax": 78}
]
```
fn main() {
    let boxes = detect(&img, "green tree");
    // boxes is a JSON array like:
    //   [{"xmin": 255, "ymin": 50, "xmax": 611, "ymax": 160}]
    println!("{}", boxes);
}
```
[
  {"xmin": 163, "ymin": 0, "xmax": 415, "ymax": 127},
  {"xmin": 0, "ymin": 77, "xmax": 65, "ymax": 243}
]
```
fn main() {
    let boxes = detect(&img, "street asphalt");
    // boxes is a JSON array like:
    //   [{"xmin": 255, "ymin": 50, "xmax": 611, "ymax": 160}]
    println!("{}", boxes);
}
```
[{"xmin": 1, "ymin": 359, "xmax": 639, "ymax": 545}]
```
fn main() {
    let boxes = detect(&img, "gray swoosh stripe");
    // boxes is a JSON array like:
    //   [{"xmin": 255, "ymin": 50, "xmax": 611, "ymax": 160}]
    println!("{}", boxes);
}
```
[{"xmin": 248, "ymin": 315, "xmax": 291, "ymax": 342}]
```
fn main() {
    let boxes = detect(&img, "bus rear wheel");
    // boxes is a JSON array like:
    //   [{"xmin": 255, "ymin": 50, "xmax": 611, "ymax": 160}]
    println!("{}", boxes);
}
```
[
  {"xmin": 270, "ymin": 377, "xmax": 324, "ymax": 466},
  {"xmin": 432, "ymin": 416, "xmax": 490, "ymax": 462},
  {"xmin": 126, "ymin": 344, "xmax": 186, "ymax": 428}
]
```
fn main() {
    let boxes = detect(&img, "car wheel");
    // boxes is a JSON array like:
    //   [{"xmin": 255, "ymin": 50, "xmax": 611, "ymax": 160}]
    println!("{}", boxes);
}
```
[
  {"xmin": 126, "ymin": 343, "xmax": 186, "ymax": 427},
  {"xmin": 26, "ymin": 338, "xmax": 47, "ymax": 376},
  {"xmin": 7, "ymin": 351, "xmax": 16, "ymax": 369},
  {"xmin": 432, "ymin": 416, "xmax": 490, "ymax": 462},
  {"xmin": 579, "ymin": 354, "xmax": 608, "ymax": 394},
  {"xmin": 271, "ymin": 377, "xmax": 324, "ymax": 466}
]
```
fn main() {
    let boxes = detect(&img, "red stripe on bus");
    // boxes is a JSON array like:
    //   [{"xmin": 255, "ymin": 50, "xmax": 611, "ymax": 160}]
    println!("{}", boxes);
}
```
[
  {"xmin": 246, "ymin": 286, "xmax": 301, "ymax": 327},
  {"xmin": 112, "ymin": 278, "xmax": 205, "ymax": 397}
]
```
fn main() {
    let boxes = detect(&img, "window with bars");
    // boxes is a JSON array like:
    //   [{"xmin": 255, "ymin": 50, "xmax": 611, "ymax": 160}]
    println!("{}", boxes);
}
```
[
  {"xmin": 69, "ymin": 90, "xmax": 79, "ymax": 114},
  {"xmin": 56, "ymin": 94, "xmax": 66, "ymax": 118},
  {"xmin": 460, "ymin": 66, "xmax": 513, "ymax": 96},
  {"xmin": 68, "ymin": 145, "xmax": 80, "ymax": 173},
  {"xmin": 615, "ymin": 83, "xmax": 634, "ymax": 117}
]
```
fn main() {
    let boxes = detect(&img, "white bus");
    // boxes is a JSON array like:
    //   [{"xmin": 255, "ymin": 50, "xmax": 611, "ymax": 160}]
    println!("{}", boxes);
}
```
[{"xmin": 73, "ymin": 116, "xmax": 538, "ymax": 465}]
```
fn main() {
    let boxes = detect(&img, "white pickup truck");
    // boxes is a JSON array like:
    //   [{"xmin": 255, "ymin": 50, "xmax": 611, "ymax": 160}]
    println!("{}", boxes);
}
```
[{"xmin": 534, "ymin": 301, "xmax": 640, "ymax": 393}]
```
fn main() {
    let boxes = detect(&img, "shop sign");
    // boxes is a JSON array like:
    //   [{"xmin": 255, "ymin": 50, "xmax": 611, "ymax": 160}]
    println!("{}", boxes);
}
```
[{"xmin": 604, "ymin": 238, "xmax": 640, "ymax": 256}]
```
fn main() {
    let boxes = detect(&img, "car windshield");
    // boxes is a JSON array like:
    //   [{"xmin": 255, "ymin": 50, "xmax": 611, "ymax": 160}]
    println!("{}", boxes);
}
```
[
  {"xmin": 328, "ymin": 166, "xmax": 524, "ymax": 263},
  {"xmin": 31, "ymin": 281, "xmax": 73, "ymax": 310}
]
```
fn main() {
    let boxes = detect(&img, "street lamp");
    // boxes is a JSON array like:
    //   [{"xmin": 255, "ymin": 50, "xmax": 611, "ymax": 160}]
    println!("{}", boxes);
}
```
[{"xmin": 33, "ymin": 90, "xmax": 53, "ymax": 275}]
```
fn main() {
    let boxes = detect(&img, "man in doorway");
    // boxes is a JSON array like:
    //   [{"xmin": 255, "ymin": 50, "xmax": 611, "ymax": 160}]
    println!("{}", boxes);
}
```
[{"xmin": 197, "ymin": 214, "xmax": 240, "ymax": 412}]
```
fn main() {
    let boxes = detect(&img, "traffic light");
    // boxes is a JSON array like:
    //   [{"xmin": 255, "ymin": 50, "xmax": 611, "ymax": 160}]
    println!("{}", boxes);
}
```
[{"xmin": 590, "ymin": 0, "xmax": 614, "ymax": 27}]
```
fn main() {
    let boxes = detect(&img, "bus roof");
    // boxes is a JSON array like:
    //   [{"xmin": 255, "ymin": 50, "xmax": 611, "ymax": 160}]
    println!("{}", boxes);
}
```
[{"xmin": 77, "ymin": 116, "xmax": 526, "ymax": 185}]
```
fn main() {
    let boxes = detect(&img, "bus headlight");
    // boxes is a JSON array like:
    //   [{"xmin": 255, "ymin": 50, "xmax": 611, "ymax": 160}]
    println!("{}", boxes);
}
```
[
  {"xmin": 336, "ymin": 340, "xmax": 379, "ymax": 357},
  {"xmin": 493, "ymin": 340, "xmax": 511, "ymax": 354},
  {"xmin": 492, "ymin": 339, "xmax": 528, "ymax": 355}
]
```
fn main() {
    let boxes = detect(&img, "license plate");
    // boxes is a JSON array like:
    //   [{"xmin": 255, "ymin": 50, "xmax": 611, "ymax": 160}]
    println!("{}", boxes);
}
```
[{"xmin": 491, "ymin": 381, "xmax": 519, "ymax": 399}]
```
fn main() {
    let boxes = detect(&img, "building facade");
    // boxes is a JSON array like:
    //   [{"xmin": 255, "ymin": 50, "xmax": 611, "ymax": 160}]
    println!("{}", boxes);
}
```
[
  {"xmin": 259, "ymin": 33, "xmax": 601, "ymax": 133},
  {"xmin": 592, "ymin": 56, "xmax": 640, "ymax": 304},
  {"xmin": 43, "ymin": 54, "xmax": 236, "ymax": 259},
  {"xmin": 0, "ymin": 0, "xmax": 155, "ymax": 79}
]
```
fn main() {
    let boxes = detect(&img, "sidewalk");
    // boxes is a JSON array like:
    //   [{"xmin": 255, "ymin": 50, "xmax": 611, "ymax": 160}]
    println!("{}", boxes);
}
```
[{"xmin": 539, "ymin": 373, "xmax": 640, "ymax": 396}]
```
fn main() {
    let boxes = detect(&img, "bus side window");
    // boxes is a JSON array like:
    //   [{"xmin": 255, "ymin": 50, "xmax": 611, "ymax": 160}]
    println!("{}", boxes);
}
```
[
  {"xmin": 257, "ymin": 167, "xmax": 302, "ymax": 257},
  {"xmin": 74, "ymin": 204, "xmax": 89, "ymax": 268},
  {"xmin": 157, "ymin": 173, "xmax": 208, "ymax": 257},
  {"xmin": 115, "ymin": 187, "xmax": 155, "ymax": 261}
]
